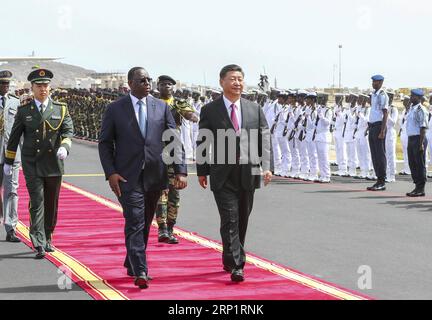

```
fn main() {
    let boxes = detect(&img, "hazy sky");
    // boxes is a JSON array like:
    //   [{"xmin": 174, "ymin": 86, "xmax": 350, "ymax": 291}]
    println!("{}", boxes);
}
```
[{"xmin": 2, "ymin": 0, "xmax": 431, "ymax": 89}]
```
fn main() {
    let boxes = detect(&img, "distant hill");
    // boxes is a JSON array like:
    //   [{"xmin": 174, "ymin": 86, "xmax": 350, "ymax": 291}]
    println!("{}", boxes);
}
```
[{"xmin": 1, "ymin": 61, "xmax": 95, "ymax": 87}]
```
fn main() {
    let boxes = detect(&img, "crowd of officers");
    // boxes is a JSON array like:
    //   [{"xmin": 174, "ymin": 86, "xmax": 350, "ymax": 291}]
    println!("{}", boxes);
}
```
[
  {"xmin": 2, "ymin": 67, "xmax": 431, "ymax": 261},
  {"xmin": 13, "ymin": 84, "xmax": 432, "ymax": 189}
]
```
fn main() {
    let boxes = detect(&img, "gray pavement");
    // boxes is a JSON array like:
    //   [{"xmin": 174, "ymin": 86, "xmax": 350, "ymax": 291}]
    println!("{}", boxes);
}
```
[
  {"xmin": 0, "ymin": 227, "xmax": 91, "ymax": 300},
  {"xmin": 1, "ymin": 138, "xmax": 432, "ymax": 299}
]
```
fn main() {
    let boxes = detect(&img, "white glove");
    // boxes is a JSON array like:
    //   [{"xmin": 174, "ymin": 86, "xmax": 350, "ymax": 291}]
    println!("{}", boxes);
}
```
[
  {"xmin": 57, "ymin": 147, "xmax": 68, "ymax": 160},
  {"xmin": 3, "ymin": 164, "xmax": 12, "ymax": 176}
]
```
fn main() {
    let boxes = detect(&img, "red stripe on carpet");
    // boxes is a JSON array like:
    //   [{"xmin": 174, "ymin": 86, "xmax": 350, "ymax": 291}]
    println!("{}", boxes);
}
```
[{"xmin": 16, "ymin": 172, "xmax": 370, "ymax": 300}]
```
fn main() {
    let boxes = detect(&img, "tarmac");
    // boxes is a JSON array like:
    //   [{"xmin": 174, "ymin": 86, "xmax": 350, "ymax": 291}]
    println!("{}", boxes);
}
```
[{"xmin": 1, "ymin": 138, "xmax": 432, "ymax": 300}]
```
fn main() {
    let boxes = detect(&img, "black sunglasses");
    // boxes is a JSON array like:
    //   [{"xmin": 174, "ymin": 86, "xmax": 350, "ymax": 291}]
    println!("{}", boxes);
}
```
[{"xmin": 133, "ymin": 77, "xmax": 152, "ymax": 84}]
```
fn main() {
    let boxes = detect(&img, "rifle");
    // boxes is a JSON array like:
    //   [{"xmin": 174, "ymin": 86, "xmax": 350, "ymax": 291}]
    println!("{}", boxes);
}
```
[
  {"xmin": 341, "ymin": 113, "xmax": 348, "ymax": 138},
  {"xmin": 288, "ymin": 112, "xmax": 304, "ymax": 141},
  {"xmin": 398, "ymin": 110, "xmax": 408, "ymax": 137},
  {"xmin": 282, "ymin": 107, "xmax": 293, "ymax": 137},
  {"xmin": 312, "ymin": 112, "xmax": 321, "ymax": 141},
  {"xmin": 270, "ymin": 108, "xmax": 283, "ymax": 135},
  {"xmin": 352, "ymin": 109, "xmax": 361, "ymax": 140},
  {"xmin": 299, "ymin": 109, "xmax": 311, "ymax": 142}
]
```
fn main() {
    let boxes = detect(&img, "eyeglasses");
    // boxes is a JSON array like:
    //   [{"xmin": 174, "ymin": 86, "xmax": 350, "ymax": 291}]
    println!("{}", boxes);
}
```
[{"xmin": 133, "ymin": 77, "xmax": 152, "ymax": 84}]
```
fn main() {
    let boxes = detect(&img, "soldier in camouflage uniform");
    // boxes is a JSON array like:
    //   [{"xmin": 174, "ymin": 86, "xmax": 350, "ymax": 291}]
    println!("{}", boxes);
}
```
[{"xmin": 156, "ymin": 75, "xmax": 196, "ymax": 244}]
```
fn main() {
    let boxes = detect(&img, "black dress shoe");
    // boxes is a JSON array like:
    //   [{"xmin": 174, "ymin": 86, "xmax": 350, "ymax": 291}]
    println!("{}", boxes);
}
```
[
  {"xmin": 6, "ymin": 231, "xmax": 21, "ymax": 243},
  {"xmin": 367, "ymin": 183, "xmax": 386, "ymax": 191},
  {"xmin": 127, "ymin": 269, "xmax": 153, "ymax": 280},
  {"xmin": 367, "ymin": 183, "xmax": 378, "ymax": 191},
  {"xmin": 407, "ymin": 189, "xmax": 425, "ymax": 197},
  {"xmin": 158, "ymin": 227, "xmax": 169, "ymax": 243},
  {"xmin": 370, "ymin": 183, "xmax": 386, "ymax": 191},
  {"xmin": 231, "ymin": 269, "xmax": 244, "ymax": 282},
  {"xmin": 35, "ymin": 247, "xmax": 46, "ymax": 259},
  {"xmin": 45, "ymin": 242, "xmax": 55, "ymax": 253},
  {"xmin": 134, "ymin": 273, "xmax": 149, "ymax": 289}
]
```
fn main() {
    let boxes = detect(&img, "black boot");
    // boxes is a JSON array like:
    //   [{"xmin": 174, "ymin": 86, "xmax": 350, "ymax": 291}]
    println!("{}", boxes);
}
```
[
  {"xmin": 409, "ymin": 185, "xmax": 425, "ymax": 197},
  {"xmin": 167, "ymin": 224, "xmax": 179, "ymax": 244},
  {"xmin": 6, "ymin": 230, "xmax": 21, "ymax": 243},
  {"xmin": 158, "ymin": 225, "xmax": 169, "ymax": 243},
  {"xmin": 45, "ymin": 240, "xmax": 55, "ymax": 253}
]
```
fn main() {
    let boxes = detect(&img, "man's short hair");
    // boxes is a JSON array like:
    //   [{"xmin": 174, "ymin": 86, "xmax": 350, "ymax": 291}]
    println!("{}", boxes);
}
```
[
  {"xmin": 128, "ymin": 67, "xmax": 145, "ymax": 81},
  {"xmin": 219, "ymin": 64, "xmax": 244, "ymax": 79}
]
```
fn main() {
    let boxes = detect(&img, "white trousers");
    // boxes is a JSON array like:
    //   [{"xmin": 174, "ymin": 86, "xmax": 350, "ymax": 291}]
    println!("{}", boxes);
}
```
[
  {"xmin": 297, "ymin": 139, "xmax": 309, "ymax": 175},
  {"xmin": 316, "ymin": 141, "xmax": 330, "ymax": 179},
  {"xmin": 345, "ymin": 140, "xmax": 357, "ymax": 175},
  {"xmin": 271, "ymin": 135, "xmax": 282, "ymax": 174},
  {"xmin": 401, "ymin": 133, "xmax": 411, "ymax": 174},
  {"xmin": 385, "ymin": 129, "xmax": 397, "ymax": 177},
  {"xmin": 277, "ymin": 136, "xmax": 291, "ymax": 175},
  {"xmin": 306, "ymin": 141, "xmax": 318, "ymax": 177},
  {"xmin": 334, "ymin": 134, "xmax": 347, "ymax": 173},
  {"xmin": 356, "ymin": 136, "xmax": 371, "ymax": 177},
  {"xmin": 288, "ymin": 138, "xmax": 300, "ymax": 175}
]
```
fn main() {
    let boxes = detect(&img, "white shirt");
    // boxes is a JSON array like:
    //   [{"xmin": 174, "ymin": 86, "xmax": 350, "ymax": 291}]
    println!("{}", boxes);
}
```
[
  {"xmin": 223, "ymin": 95, "xmax": 242, "ymax": 130},
  {"xmin": 129, "ymin": 93, "xmax": 147, "ymax": 123},
  {"xmin": 34, "ymin": 98, "xmax": 50, "ymax": 113}
]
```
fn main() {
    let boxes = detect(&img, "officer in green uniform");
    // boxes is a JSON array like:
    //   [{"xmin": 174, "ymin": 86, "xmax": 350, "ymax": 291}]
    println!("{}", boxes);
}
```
[
  {"xmin": 4, "ymin": 68, "xmax": 74, "ymax": 259},
  {"xmin": 156, "ymin": 75, "xmax": 195, "ymax": 244}
]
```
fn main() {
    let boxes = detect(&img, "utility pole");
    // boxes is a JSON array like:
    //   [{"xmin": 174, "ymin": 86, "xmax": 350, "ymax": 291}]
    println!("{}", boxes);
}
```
[{"xmin": 338, "ymin": 44, "xmax": 343, "ymax": 89}]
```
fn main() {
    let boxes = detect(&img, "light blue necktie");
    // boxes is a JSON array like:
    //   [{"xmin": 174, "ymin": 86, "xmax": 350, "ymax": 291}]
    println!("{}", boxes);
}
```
[{"xmin": 137, "ymin": 100, "xmax": 147, "ymax": 138}]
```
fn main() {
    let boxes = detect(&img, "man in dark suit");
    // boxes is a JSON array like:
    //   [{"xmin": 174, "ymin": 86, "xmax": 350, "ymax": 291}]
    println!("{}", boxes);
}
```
[
  {"xmin": 98, "ymin": 67, "xmax": 187, "ymax": 289},
  {"xmin": 197, "ymin": 64, "xmax": 272, "ymax": 282}
]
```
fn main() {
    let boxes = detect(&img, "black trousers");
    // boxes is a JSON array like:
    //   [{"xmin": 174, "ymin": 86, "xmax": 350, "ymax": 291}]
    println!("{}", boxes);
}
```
[
  {"xmin": 368, "ymin": 122, "xmax": 387, "ymax": 182},
  {"xmin": 408, "ymin": 135, "xmax": 428, "ymax": 189},
  {"xmin": 119, "ymin": 172, "xmax": 161, "ymax": 276},
  {"xmin": 213, "ymin": 166, "xmax": 255, "ymax": 270}
]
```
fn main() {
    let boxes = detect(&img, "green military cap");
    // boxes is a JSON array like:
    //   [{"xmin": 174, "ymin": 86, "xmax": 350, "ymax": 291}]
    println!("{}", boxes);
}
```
[
  {"xmin": 27, "ymin": 68, "xmax": 54, "ymax": 84},
  {"xmin": 0, "ymin": 70, "xmax": 13, "ymax": 82},
  {"xmin": 157, "ymin": 75, "xmax": 176, "ymax": 85}
]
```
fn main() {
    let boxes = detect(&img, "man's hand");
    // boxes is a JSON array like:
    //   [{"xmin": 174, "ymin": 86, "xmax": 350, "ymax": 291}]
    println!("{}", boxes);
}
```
[
  {"xmin": 3, "ymin": 164, "xmax": 12, "ymax": 176},
  {"xmin": 420, "ymin": 143, "xmax": 425, "ymax": 153},
  {"xmin": 57, "ymin": 147, "xmax": 68, "ymax": 160},
  {"xmin": 378, "ymin": 131, "xmax": 386, "ymax": 140},
  {"xmin": 263, "ymin": 171, "xmax": 272, "ymax": 187},
  {"xmin": 108, "ymin": 173, "xmax": 127, "ymax": 198},
  {"xmin": 198, "ymin": 176, "xmax": 208, "ymax": 189},
  {"xmin": 174, "ymin": 174, "xmax": 187, "ymax": 190}
]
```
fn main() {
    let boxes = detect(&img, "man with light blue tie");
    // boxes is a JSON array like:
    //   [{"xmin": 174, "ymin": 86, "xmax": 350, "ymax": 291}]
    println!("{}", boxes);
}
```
[{"xmin": 98, "ymin": 67, "xmax": 188, "ymax": 289}]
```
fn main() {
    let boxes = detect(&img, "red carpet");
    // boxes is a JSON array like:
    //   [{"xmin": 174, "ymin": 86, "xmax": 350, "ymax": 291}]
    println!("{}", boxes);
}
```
[{"xmin": 15, "ymin": 172, "xmax": 369, "ymax": 300}]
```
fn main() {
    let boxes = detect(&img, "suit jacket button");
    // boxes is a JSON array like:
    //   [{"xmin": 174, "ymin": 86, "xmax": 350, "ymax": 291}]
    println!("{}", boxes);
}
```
[
  {"xmin": 36, "ymin": 130, "xmax": 39, "ymax": 133},
  {"xmin": 37, "ymin": 149, "xmax": 40, "ymax": 153},
  {"xmin": 48, "ymin": 149, "xmax": 52, "ymax": 152},
  {"xmin": 36, "ymin": 139, "xmax": 40, "ymax": 143}
]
